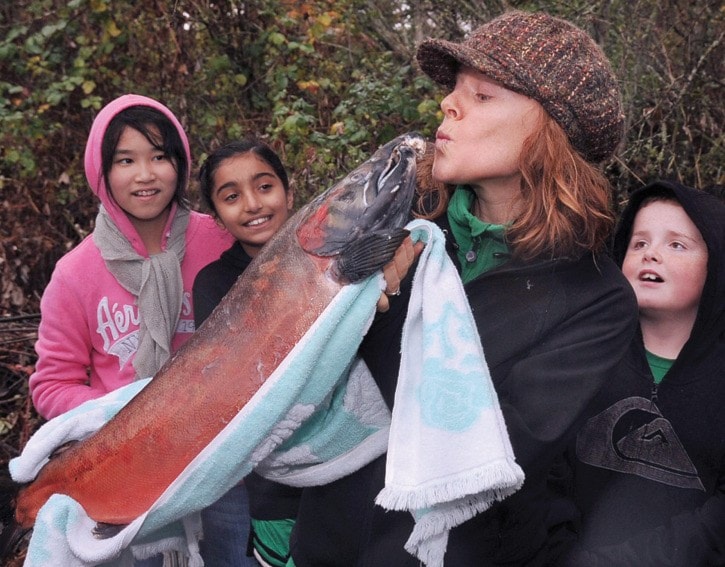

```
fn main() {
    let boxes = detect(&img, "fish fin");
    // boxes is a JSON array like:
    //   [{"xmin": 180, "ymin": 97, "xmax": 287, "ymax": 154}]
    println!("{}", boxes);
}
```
[
  {"xmin": 93, "ymin": 521, "xmax": 127, "ymax": 539},
  {"xmin": 336, "ymin": 228, "xmax": 409, "ymax": 283}
]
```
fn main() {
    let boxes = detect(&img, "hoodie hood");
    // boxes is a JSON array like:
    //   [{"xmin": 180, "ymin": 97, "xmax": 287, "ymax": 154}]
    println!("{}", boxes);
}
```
[
  {"xmin": 613, "ymin": 180, "xmax": 725, "ymax": 366},
  {"xmin": 84, "ymin": 94, "xmax": 191, "ymax": 256}
]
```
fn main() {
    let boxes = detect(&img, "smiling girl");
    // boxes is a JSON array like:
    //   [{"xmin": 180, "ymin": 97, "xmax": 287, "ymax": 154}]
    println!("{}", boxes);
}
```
[
  {"xmin": 193, "ymin": 140, "xmax": 294, "ymax": 322},
  {"xmin": 30, "ymin": 94, "xmax": 232, "ymax": 421},
  {"xmin": 192, "ymin": 139, "xmax": 298, "ymax": 567}
]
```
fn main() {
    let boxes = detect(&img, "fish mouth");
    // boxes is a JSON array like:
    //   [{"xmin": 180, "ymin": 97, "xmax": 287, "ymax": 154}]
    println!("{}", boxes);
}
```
[
  {"xmin": 383, "ymin": 135, "xmax": 426, "ymax": 185},
  {"xmin": 360, "ymin": 134, "xmax": 425, "ymax": 222},
  {"xmin": 375, "ymin": 134, "xmax": 427, "ymax": 192},
  {"xmin": 298, "ymin": 133, "xmax": 425, "ymax": 259}
]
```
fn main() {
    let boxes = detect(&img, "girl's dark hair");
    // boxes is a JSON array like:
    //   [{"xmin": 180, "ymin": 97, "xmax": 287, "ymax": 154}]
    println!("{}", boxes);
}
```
[
  {"xmin": 198, "ymin": 139, "xmax": 290, "ymax": 215},
  {"xmin": 101, "ymin": 105, "xmax": 189, "ymax": 208}
]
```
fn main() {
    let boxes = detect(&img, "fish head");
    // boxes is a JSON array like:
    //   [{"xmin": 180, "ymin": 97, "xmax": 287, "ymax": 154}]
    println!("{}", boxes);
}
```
[{"xmin": 297, "ymin": 133, "xmax": 426, "ymax": 283}]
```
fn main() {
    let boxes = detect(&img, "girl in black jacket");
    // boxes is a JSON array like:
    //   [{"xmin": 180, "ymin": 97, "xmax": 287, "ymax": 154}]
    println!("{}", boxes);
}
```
[
  {"xmin": 192, "ymin": 139, "xmax": 298, "ymax": 567},
  {"xmin": 289, "ymin": 10, "xmax": 638, "ymax": 567},
  {"xmin": 563, "ymin": 181, "xmax": 725, "ymax": 566}
]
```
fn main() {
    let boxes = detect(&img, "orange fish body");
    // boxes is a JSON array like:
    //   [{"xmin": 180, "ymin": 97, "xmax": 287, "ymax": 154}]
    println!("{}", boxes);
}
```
[{"xmin": 15, "ymin": 134, "xmax": 424, "ymax": 530}]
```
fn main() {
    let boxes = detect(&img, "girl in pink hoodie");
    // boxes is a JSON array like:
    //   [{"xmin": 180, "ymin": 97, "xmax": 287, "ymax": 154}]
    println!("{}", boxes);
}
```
[{"xmin": 30, "ymin": 94, "xmax": 232, "ymax": 420}]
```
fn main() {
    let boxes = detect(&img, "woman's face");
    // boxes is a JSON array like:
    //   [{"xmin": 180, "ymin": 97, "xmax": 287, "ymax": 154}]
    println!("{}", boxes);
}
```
[
  {"xmin": 108, "ymin": 125, "xmax": 178, "ymax": 229},
  {"xmin": 433, "ymin": 66, "xmax": 542, "ymax": 192},
  {"xmin": 211, "ymin": 152, "xmax": 293, "ymax": 257}
]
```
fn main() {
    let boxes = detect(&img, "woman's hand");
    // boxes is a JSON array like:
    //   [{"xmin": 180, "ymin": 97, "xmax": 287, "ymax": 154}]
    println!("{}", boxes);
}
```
[{"xmin": 376, "ymin": 236, "xmax": 425, "ymax": 312}]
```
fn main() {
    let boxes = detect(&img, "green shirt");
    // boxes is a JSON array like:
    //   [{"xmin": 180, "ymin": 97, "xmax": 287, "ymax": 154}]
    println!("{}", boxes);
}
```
[
  {"xmin": 447, "ymin": 186, "xmax": 510, "ymax": 284},
  {"xmin": 251, "ymin": 518, "xmax": 295, "ymax": 567},
  {"xmin": 646, "ymin": 350, "xmax": 674, "ymax": 384}
]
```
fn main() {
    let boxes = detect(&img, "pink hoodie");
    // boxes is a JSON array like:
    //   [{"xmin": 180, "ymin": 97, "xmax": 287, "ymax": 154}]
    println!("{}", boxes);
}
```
[{"xmin": 30, "ymin": 94, "xmax": 233, "ymax": 419}]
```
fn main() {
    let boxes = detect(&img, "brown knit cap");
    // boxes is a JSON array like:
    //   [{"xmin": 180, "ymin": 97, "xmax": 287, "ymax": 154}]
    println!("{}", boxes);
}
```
[{"xmin": 416, "ymin": 10, "xmax": 624, "ymax": 163}]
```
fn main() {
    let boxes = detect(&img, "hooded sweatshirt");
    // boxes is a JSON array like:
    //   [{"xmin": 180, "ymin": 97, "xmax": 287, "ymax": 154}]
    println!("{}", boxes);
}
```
[
  {"xmin": 563, "ymin": 181, "xmax": 725, "ymax": 566},
  {"xmin": 30, "ymin": 94, "xmax": 232, "ymax": 420}
]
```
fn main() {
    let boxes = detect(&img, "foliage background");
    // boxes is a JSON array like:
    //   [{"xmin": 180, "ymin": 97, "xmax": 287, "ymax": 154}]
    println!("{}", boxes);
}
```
[{"xmin": 0, "ymin": 0, "xmax": 722, "ymax": 561}]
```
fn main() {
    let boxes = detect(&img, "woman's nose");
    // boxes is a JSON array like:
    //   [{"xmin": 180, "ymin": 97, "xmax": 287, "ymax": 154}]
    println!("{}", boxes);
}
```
[{"xmin": 440, "ymin": 93, "xmax": 459, "ymax": 119}]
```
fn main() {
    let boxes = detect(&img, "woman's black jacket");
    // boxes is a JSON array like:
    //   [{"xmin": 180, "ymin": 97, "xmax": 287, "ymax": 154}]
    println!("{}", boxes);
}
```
[{"xmin": 290, "ymin": 215, "xmax": 638, "ymax": 566}]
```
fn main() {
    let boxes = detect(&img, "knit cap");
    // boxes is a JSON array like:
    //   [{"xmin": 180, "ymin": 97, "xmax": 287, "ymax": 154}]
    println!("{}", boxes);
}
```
[{"xmin": 416, "ymin": 10, "xmax": 624, "ymax": 163}]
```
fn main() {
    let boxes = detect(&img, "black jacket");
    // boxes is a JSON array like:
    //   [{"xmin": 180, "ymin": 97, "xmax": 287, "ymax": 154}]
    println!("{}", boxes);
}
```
[
  {"xmin": 562, "ymin": 182, "xmax": 725, "ymax": 567},
  {"xmin": 290, "ymin": 215, "xmax": 638, "ymax": 566}
]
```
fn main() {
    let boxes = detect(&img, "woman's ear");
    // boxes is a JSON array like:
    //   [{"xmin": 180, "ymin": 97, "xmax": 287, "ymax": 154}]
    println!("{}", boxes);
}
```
[{"xmin": 286, "ymin": 188, "xmax": 295, "ymax": 211}]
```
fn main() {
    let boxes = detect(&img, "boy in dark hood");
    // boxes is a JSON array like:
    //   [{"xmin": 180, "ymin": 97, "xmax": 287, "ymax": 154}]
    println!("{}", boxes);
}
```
[{"xmin": 564, "ymin": 181, "xmax": 725, "ymax": 566}]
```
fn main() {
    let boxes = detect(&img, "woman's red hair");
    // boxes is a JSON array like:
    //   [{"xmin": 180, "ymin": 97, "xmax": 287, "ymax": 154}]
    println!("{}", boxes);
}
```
[{"xmin": 415, "ymin": 114, "xmax": 615, "ymax": 261}]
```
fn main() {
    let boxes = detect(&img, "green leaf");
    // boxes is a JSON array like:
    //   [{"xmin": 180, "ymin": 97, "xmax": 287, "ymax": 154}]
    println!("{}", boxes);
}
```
[
  {"xmin": 269, "ymin": 32, "xmax": 286, "ymax": 46},
  {"xmin": 82, "ymin": 80, "xmax": 96, "ymax": 94}
]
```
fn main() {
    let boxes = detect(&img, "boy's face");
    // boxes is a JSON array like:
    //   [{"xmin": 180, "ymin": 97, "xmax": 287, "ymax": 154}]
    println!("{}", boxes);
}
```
[{"xmin": 622, "ymin": 200, "xmax": 708, "ymax": 322}]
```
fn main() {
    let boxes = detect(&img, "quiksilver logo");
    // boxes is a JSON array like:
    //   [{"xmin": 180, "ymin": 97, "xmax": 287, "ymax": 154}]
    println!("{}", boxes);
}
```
[{"xmin": 577, "ymin": 396, "xmax": 704, "ymax": 491}]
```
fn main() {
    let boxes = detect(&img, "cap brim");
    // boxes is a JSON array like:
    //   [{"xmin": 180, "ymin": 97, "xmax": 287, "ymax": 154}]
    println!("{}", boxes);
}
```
[
  {"xmin": 417, "ymin": 38, "xmax": 524, "ymax": 95},
  {"xmin": 418, "ymin": 40, "xmax": 476, "ymax": 88}
]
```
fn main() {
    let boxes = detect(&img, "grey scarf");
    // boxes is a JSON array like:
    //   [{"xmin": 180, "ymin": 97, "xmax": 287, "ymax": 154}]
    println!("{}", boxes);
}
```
[{"xmin": 94, "ymin": 204, "xmax": 189, "ymax": 379}]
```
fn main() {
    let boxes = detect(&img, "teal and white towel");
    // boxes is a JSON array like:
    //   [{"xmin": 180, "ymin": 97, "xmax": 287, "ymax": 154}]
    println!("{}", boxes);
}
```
[
  {"xmin": 10, "ymin": 219, "xmax": 523, "ymax": 567},
  {"xmin": 377, "ymin": 219, "xmax": 524, "ymax": 565},
  {"xmin": 9, "ymin": 378, "xmax": 203, "ymax": 566}
]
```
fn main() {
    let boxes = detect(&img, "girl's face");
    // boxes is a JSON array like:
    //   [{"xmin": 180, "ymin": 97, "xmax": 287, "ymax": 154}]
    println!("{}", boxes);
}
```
[
  {"xmin": 211, "ymin": 152, "xmax": 293, "ymax": 257},
  {"xmin": 622, "ymin": 200, "xmax": 708, "ymax": 323},
  {"xmin": 433, "ymin": 66, "xmax": 541, "ymax": 193},
  {"xmin": 108, "ymin": 126, "xmax": 178, "ymax": 230}
]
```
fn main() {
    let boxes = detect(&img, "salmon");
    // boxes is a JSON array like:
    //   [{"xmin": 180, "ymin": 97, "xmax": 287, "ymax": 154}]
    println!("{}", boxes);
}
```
[{"xmin": 15, "ymin": 133, "xmax": 425, "ymax": 531}]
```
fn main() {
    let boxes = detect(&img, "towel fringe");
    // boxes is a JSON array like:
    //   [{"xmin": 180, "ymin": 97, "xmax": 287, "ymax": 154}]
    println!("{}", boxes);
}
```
[
  {"xmin": 162, "ymin": 551, "xmax": 187, "ymax": 567},
  {"xmin": 182, "ymin": 512, "xmax": 204, "ymax": 567},
  {"xmin": 375, "ymin": 460, "xmax": 523, "ymax": 511},
  {"xmin": 404, "ymin": 530, "xmax": 448, "ymax": 567}
]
